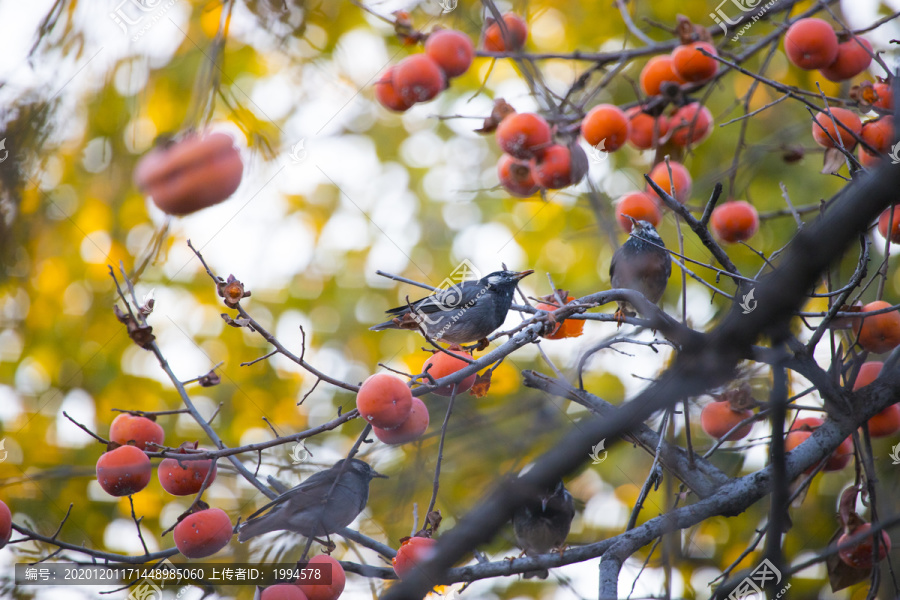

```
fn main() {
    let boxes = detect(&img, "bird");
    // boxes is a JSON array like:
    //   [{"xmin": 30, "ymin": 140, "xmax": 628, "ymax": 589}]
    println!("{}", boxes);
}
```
[
  {"xmin": 609, "ymin": 219, "xmax": 671, "ymax": 318},
  {"xmin": 370, "ymin": 269, "xmax": 534, "ymax": 346},
  {"xmin": 238, "ymin": 458, "xmax": 386, "ymax": 542},
  {"xmin": 512, "ymin": 478, "xmax": 575, "ymax": 579}
]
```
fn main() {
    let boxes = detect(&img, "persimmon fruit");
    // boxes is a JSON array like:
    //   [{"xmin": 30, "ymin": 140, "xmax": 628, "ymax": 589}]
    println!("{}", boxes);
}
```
[
  {"xmin": 96, "ymin": 444, "xmax": 152, "ymax": 497},
  {"xmin": 134, "ymin": 132, "xmax": 243, "ymax": 216},
  {"xmin": 483, "ymin": 13, "xmax": 528, "ymax": 52},
  {"xmin": 639, "ymin": 55, "xmax": 684, "ymax": 96},
  {"xmin": 615, "ymin": 192, "xmax": 661, "ymax": 232},
  {"xmin": 260, "ymin": 585, "xmax": 308, "ymax": 600},
  {"xmin": 854, "ymin": 300, "xmax": 900, "ymax": 353},
  {"xmin": 535, "ymin": 295, "xmax": 584, "ymax": 339},
  {"xmin": 393, "ymin": 536, "xmax": 437, "ymax": 578},
  {"xmin": 626, "ymin": 107, "xmax": 668, "ymax": 150},
  {"xmin": 838, "ymin": 523, "xmax": 892, "ymax": 569},
  {"xmin": 784, "ymin": 18, "xmax": 839, "ymax": 70},
  {"xmin": 372, "ymin": 398, "xmax": 429, "ymax": 445},
  {"xmin": 375, "ymin": 67, "xmax": 414, "ymax": 112},
  {"xmin": 158, "ymin": 454, "xmax": 218, "ymax": 496},
  {"xmin": 581, "ymin": 104, "xmax": 629, "ymax": 151},
  {"xmin": 811, "ymin": 107, "xmax": 861, "ymax": 149},
  {"xmin": 669, "ymin": 103, "xmax": 713, "ymax": 146},
  {"xmin": 297, "ymin": 554, "xmax": 345, "ymax": 600},
  {"xmin": 356, "ymin": 374, "xmax": 413, "ymax": 429},
  {"xmin": 173, "ymin": 507, "xmax": 233, "ymax": 558},
  {"xmin": 495, "ymin": 112, "xmax": 551, "ymax": 159},
  {"xmin": 820, "ymin": 37, "xmax": 872, "ymax": 82},
  {"xmin": 393, "ymin": 54, "xmax": 445, "ymax": 104},
  {"xmin": 877, "ymin": 206, "xmax": 900, "ymax": 243},
  {"xmin": 852, "ymin": 361, "xmax": 882, "ymax": 390},
  {"xmin": 497, "ymin": 154, "xmax": 539, "ymax": 197},
  {"xmin": 786, "ymin": 416, "xmax": 853, "ymax": 471},
  {"xmin": 671, "ymin": 42, "xmax": 718, "ymax": 82},
  {"xmin": 700, "ymin": 400, "xmax": 753, "ymax": 441},
  {"xmin": 710, "ymin": 201, "xmax": 759, "ymax": 243},
  {"xmin": 647, "ymin": 161, "xmax": 692, "ymax": 203},
  {"xmin": 531, "ymin": 144, "xmax": 587, "ymax": 189},
  {"xmin": 0, "ymin": 500, "xmax": 11, "ymax": 549},
  {"xmin": 422, "ymin": 350, "xmax": 476, "ymax": 396},
  {"xmin": 109, "ymin": 413, "xmax": 164, "ymax": 452},
  {"xmin": 425, "ymin": 29, "xmax": 474, "ymax": 78}
]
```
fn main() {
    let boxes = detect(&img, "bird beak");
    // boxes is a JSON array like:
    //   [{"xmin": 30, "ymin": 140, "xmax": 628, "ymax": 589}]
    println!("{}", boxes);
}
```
[
  {"xmin": 625, "ymin": 215, "xmax": 639, "ymax": 227},
  {"xmin": 513, "ymin": 270, "xmax": 534, "ymax": 280},
  {"xmin": 372, "ymin": 470, "xmax": 389, "ymax": 479}
]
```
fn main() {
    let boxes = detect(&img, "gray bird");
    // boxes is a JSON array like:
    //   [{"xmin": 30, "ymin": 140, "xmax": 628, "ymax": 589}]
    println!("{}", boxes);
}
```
[
  {"xmin": 609, "ymin": 219, "xmax": 671, "ymax": 317},
  {"xmin": 513, "ymin": 478, "xmax": 575, "ymax": 579},
  {"xmin": 238, "ymin": 458, "xmax": 386, "ymax": 542},
  {"xmin": 370, "ymin": 270, "xmax": 534, "ymax": 345}
]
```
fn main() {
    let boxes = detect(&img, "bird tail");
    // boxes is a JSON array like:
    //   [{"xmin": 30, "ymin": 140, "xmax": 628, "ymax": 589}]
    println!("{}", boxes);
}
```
[
  {"xmin": 523, "ymin": 569, "xmax": 549, "ymax": 579},
  {"xmin": 369, "ymin": 320, "xmax": 397, "ymax": 332},
  {"xmin": 237, "ymin": 516, "xmax": 278, "ymax": 542}
]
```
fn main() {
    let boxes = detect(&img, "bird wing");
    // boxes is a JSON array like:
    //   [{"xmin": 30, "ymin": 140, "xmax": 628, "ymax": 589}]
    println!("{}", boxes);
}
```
[
  {"xmin": 385, "ymin": 279, "xmax": 485, "ymax": 316},
  {"xmin": 246, "ymin": 469, "xmax": 341, "ymax": 520}
]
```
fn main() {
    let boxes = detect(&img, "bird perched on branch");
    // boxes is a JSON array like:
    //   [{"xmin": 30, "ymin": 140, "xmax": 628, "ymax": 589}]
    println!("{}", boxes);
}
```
[
  {"xmin": 238, "ymin": 458, "xmax": 386, "ymax": 542},
  {"xmin": 513, "ymin": 478, "xmax": 575, "ymax": 579},
  {"xmin": 370, "ymin": 269, "xmax": 534, "ymax": 346},
  {"xmin": 609, "ymin": 219, "xmax": 671, "ymax": 318}
]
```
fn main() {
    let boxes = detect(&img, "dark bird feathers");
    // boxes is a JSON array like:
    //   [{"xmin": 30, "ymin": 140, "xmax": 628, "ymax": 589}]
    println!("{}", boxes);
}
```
[
  {"xmin": 513, "ymin": 478, "xmax": 575, "ymax": 579},
  {"xmin": 238, "ymin": 458, "xmax": 385, "ymax": 542},
  {"xmin": 609, "ymin": 220, "xmax": 671, "ymax": 315},
  {"xmin": 370, "ymin": 269, "xmax": 533, "ymax": 344}
]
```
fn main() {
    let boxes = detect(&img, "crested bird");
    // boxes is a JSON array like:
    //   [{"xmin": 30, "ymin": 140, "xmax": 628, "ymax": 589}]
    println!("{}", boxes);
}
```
[
  {"xmin": 238, "ymin": 458, "xmax": 386, "ymax": 542},
  {"xmin": 512, "ymin": 478, "xmax": 575, "ymax": 579},
  {"xmin": 609, "ymin": 219, "xmax": 671, "ymax": 318},
  {"xmin": 370, "ymin": 269, "xmax": 534, "ymax": 346}
]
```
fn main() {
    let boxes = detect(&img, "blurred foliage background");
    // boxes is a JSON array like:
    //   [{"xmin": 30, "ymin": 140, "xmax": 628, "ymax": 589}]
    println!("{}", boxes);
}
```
[{"xmin": 1, "ymin": 0, "xmax": 899, "ymax": 598}]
